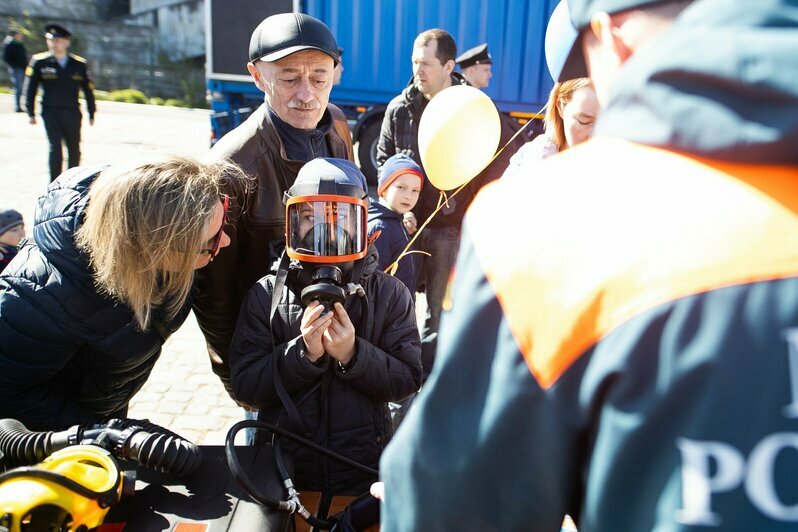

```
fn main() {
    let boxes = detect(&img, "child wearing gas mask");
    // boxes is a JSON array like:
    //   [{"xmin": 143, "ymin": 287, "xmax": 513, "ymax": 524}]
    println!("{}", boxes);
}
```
[
  {"xmin": 229, "ymin": 158, "xmax": 422, "ymax": 496},
  {"xmin": 367, "ymin": 153, "xmax": 423, "ymax": 298}
]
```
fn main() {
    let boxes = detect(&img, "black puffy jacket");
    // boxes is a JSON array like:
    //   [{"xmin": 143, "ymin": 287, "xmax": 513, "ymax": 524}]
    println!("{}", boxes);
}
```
[
  {"xmin": 229, "ymin": 247, "xmax": 422, "ymax": 495},
  {"xmin": 0, "ymin": 167, "xmax": 191, "ymax": 430}
]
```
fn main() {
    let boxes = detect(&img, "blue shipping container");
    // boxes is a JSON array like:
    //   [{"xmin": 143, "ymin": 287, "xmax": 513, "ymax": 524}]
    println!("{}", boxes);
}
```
[
  {"xmin": 206, "ymin": 0, "xmax": 559, "ymax": 180},
  {"xmin": 307, "ymin": 0, "xmax": 559, "ymax": 114}
]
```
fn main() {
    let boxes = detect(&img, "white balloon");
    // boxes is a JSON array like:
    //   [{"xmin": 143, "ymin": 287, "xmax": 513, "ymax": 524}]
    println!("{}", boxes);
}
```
[{"xmin": 545, "ymin": 1, "xmax": 579, "ymax": 82}]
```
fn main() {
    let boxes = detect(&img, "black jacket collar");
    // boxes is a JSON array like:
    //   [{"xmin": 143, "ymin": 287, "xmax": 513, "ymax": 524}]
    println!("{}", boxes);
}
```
[{"xmin": 267, "ymin": 104, "xmax": 334, "ymax": 162}]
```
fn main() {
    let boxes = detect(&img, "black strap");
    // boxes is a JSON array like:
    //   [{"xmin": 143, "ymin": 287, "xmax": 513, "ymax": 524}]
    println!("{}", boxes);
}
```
[
  {"xmin": 350, "ymin": 254, "xmax": 371, "ymax": 337},
  {"xmin": 270, "ymin": 252, "xmax": 307, "ymax": 436},
  {"xmin": 349, "ymin": 253, "xmax": 367, "ymax": 293}
]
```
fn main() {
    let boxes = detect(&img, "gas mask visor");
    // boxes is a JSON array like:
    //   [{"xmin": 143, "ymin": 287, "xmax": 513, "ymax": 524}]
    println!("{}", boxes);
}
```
[{"xmin": 286, "ymin": 194, "xmax": 368, "ymax": 263}]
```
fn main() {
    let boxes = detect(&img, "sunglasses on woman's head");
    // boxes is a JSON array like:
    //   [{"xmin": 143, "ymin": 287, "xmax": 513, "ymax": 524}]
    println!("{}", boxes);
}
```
[{"xmin": 199, "ymin": 194, "xmax": 229, "ymax": 257}]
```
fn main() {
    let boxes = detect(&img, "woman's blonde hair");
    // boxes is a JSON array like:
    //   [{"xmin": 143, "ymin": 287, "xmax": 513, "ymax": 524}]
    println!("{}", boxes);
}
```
[
  {"xmin": 76, "ymin": 156, "xmax": 243, "ymax": 330},
  {"xmin": 544, "ymin": 77, "xmax": 593, "ymax": 152}
]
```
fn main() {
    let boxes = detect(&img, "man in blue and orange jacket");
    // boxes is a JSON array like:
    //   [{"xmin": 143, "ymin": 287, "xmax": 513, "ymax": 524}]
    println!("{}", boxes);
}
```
[{"xmin": 380, "ymin": 0, "xmax": 798, "ymax": 530}]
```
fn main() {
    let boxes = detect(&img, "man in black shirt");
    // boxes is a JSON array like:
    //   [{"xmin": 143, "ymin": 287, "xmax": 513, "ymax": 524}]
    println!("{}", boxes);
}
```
[
  {"xmin": 2, "ymin": 30, "xmax": 28, "ymax": 112},
  {"xmin": 23, "ymin": 24, "xmax": 95, "ymax": 182}
]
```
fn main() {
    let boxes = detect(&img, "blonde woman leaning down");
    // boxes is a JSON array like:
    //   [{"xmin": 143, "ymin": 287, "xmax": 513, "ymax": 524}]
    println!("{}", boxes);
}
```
[
  {"xmin": 508, "ymin": 78, "xmax": 599, "ymax": 169},
  {"xmin": 0, "ymin": 157, "xmax": 246, "ymax": 430}
]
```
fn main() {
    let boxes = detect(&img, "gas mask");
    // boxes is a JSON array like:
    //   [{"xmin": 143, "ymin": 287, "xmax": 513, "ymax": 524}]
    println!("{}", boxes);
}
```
[
  {"xmin": 286, "ymin": 197, "xmax": 367, "ymax": 264},
  {"xmin": 284, "ymin": 158, "xmax": 370, "ymax": 314}
]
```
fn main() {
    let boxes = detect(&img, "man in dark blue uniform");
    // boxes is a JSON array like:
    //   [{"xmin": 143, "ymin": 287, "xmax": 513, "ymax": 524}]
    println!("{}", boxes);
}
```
[
  {"xmin": 380, "ymin": 0, "xmax": 798, "ymax": 530},
  {"xmin": 23, "ymin": 24, "xmax": 96, "ymax": 182}
]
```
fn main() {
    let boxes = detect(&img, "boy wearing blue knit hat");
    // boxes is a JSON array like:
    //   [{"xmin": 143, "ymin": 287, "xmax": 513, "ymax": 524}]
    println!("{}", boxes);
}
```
[{"xmin": 367, "ymin": 153, "xmax": 424, "ymax": 297}]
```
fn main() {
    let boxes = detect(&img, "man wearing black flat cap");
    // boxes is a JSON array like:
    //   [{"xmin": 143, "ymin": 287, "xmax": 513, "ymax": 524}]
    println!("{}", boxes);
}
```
[
  {"xmin": 194, "ymin": 12, "xmax": 354, "ymax": 395},
  {"xmin": 23, "ymin": 23, "xmax": 95, "ymax": 182},
  {"xmin": 456, "ymin": 43, "xmax": 492, "ymax": 89}
]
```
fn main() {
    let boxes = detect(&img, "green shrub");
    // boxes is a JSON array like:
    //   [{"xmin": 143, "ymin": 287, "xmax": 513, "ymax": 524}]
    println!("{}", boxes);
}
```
[
  {"xmin": 0, "ymin": 85, "xmax": 13, "ymax": 94},
  {"xmin": 163, "ymin": 98, "xmax": 186, "ymax": 107},
  {"xmin": 93, "ymin": 89, "xmax": 110, "ymax": 101},
  {"xmin": 106, "ymin": 89, "xmax": 148, "ymax": 104},
  {"xmin": 149, "ymin": 97, "xmax": 165, "ymax": 106}
]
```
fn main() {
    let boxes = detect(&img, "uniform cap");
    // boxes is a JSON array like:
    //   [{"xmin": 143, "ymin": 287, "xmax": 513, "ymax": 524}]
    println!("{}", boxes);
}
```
[
  {"xmin": 249, "ymin": 13, "xmax": 339, "ymax": 64},
  {"xmin": 378, "ymin": 154, "xmax": 424, "ymax": 197},
  {"xmin": 0, "ymin": 208, "xmax": 23, "ymax": 235},
  {"xmin": 44, "ymin": 23, "xmax": 71, "ymax": 39},
  {"xmin": 456, "ymin": 43, "xmax": 492, "ymax": 69},
  {"xmin": 557, "ymin": 0, "xmax": 679, "ymax": 81}
]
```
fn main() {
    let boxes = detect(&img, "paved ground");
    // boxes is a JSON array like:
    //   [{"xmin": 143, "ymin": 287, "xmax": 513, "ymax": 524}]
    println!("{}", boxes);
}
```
[{"xmin": 0, "ymin": 94, "xmax": 243, "ymax": 445}]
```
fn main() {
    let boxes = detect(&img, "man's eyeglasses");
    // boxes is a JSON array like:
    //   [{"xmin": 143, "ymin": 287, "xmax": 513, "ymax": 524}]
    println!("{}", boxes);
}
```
[{"xmin": 199, "ymin": 194, "xmax": 229, "ymax": 257}]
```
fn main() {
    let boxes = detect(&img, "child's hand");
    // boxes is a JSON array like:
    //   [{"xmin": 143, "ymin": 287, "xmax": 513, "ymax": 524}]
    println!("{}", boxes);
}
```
[
  {"xmin": 403, "ymin": 212, "xmax": 418, "ymax": 234},
  {"xmin": 323, "ymin": 302, "xmax": 356, "ymax": 365},
  {"xmin": 300, "ymin": 301, "xmax": 333, "ymax": 362},
  {"xmin": 370, "ymin": 482, "xmax": 385, "ymax": 501}
]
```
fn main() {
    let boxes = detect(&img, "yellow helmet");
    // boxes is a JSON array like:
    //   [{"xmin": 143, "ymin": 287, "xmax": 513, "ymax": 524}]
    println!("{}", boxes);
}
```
[{"xmin": 0, "ymin": 445, "xmax": 125, "ymax": 532}]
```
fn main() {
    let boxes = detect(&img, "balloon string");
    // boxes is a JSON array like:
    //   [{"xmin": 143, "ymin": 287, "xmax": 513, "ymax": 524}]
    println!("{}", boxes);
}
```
[
  {"xmin": 385, "ymin": 106, "xmax": 545, "ymax": 276},
  {"xmin": 480, "ymin": 111, "xmax": 541, "ymax": 172},
  {"xmin": 384, "ymin": 249, "xmax": 430, "ymax": 275}
]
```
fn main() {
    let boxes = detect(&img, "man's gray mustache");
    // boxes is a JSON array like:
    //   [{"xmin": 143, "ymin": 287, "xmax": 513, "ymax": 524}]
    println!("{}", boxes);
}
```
[{"xmin": 288, "ymin": 101, "xmax": 321, "ymax": 110}]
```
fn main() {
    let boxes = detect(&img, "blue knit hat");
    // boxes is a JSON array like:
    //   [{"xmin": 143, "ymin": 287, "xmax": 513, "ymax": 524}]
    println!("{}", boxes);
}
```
[
  {"xmin": 378, "ymin": 154, "xmax": 425, "ymax": 197},
  {"xmin": 0, "ymin": 208, "xmax": 23, "ymax": 235}
]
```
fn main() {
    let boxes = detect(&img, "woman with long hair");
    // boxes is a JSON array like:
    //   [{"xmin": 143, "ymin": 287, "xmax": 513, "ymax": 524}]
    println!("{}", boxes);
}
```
[
  {"xmin": 0, "ymin": 156, "xmax": 246, "ymax": 430},
  {"xmin": 509, "ymin": 78, "xmax": 599, "ymax": 167}
]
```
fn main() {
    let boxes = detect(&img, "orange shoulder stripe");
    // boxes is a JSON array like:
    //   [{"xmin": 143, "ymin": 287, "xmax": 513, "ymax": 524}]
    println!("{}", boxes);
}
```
[{"xmin": 469, "ymin": 138, "xmax": 798, "ymax": 389}]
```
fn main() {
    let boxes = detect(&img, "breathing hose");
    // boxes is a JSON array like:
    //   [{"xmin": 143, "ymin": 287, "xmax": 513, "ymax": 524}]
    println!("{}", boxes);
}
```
[
  {"xmin": 0, "ymin": 417, "xmax": 202, "ymax": 477},
  {"xmin": 225, "ymin": 419, "xmax": 378, "ymax": 530}
]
